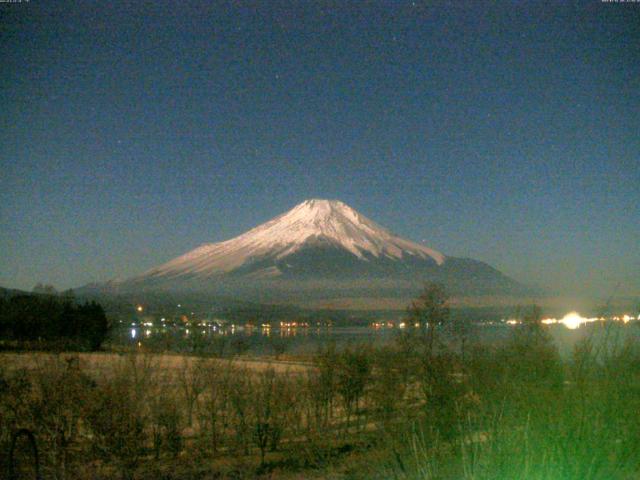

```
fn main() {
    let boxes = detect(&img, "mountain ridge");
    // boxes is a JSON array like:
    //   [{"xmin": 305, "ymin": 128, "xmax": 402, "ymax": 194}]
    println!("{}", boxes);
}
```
[
  {"xmin": 137, "ymin": 199, "xmax": 445, "ymax": 282},
  {"xmin": 85, "ymin": 199, "xmax": 527, "ymax": 300}
]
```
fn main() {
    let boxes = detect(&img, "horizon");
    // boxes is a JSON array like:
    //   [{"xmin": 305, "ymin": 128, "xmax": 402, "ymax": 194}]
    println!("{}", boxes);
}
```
[{"xmin": 1, "ymin": 1, "xmax": 639, "ymax": 298}]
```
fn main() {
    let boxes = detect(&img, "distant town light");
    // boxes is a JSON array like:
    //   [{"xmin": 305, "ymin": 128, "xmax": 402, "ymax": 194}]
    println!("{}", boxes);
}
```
[
  {"xmin": 561, "ymin": 312, "xmax": 584, "ymax": 330},
  {"xmin": 136, "ymin": 305, "xmax": 143, "ymax": 312}
]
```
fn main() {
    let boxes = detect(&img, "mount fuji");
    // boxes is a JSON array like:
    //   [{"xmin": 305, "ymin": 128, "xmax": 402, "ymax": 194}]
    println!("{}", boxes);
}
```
[{"xmin": 90, "ymin": 199, "xmax": 524, "ymax": 302}]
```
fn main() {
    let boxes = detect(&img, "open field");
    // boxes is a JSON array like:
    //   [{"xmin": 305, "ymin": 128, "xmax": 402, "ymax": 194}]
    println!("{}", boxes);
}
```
[{"xmin": 0, "ymin": 352, "xmax": 312, "ymax": 377}]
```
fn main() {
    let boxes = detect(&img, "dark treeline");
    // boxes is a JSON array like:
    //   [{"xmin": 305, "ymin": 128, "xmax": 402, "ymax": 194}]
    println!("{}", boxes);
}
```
[{"xmin": 0, "ymin": 294, "xmax": 109, "ymax": 351}]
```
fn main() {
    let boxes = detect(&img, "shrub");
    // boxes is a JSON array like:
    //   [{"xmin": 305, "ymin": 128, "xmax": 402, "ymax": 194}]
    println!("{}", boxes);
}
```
[
  {"xmin": 335, "ymin": 345, "xmax": 372, "ymax": 432},
  {"xmin": 84, "ymin": 355, "xmax": 156, "ymax": 479}
]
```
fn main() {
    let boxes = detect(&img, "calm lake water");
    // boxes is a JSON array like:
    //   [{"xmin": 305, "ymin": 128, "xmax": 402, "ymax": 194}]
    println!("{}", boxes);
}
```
[{"xmin": 114, "ymin": 320, "xmax": 640, "ymax": 358}]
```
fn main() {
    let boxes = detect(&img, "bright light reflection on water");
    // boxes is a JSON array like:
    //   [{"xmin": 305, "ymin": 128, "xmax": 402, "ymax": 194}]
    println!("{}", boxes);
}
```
[{"xmin": 541, "ymin": 312, "xmax": 601, "ymax": 330}]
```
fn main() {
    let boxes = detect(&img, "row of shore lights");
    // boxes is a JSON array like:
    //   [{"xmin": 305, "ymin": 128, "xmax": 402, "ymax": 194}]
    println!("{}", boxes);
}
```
[{"xmin": 506, "ymin": 312, "xmax": 639, "ymax": 330}]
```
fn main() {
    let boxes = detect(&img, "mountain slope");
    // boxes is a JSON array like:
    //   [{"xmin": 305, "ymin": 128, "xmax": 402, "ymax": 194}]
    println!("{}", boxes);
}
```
[
  {"xmin": 94, "ymin": 199, "xmax": 525, "ymax": 299},
  {"xmin": 141, "ymin": 199, "xmax": 444, "ymax": 280}
]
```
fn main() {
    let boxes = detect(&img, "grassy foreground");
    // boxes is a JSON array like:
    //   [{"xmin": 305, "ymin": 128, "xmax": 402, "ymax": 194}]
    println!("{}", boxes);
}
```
[{"xmin": 1, "ymin": 320, "xmax": 640, "ymax": 479}]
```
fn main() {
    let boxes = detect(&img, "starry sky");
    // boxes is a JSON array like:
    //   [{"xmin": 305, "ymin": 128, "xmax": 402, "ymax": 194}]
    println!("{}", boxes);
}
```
[{"xmin": 1, "ymin": 0, "xmax": 639, "ymax": 297}]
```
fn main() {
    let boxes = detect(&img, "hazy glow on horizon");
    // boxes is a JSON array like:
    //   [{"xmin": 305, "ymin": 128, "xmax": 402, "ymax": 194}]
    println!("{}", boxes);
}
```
[
  {"xmin": 539, "ymin": 311, "xmax": 598, "ymax": 329},
  {"xmin": 560, "ymin": 312, "xmax": 590, "ymax": 330},
  {"xmin": 505, "ymin": 312, "xmax": 640, "ymax": 330},
  {"xmin": 539, "ymin": 312, "xmax": 639, "ymax": 330}
]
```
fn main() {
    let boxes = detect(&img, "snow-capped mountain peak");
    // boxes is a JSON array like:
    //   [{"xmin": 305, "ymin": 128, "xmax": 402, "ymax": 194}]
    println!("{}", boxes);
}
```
[{"xmin": 140, "ymin": 199, "xmax": 445, "ymax": 280}]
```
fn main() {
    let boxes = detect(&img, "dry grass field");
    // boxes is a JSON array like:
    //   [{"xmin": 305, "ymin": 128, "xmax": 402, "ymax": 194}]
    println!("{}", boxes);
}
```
[{"xmin": 0, "ymin": 351, "xmax": 312, "ymax": 377}]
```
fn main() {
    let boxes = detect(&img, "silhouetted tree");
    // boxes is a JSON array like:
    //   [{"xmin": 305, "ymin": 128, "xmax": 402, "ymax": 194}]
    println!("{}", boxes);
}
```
[
  {"xmin": 503, "ymin": 305, "xmax": 563, "ymax": 390},
  {"xmin": 80, "ymin": 302, "xmax": 109, "ymax": 351},
  {"xmin": 406, "ymin": 283, "xmax": 450, "ymax": 354},
  {"xmin": 336, "ymin": 345, "xmax": 372, "ymax": 432},
  {"xmin": 178, "ymin": 358, "xmax": 206, "ymax": 427}
]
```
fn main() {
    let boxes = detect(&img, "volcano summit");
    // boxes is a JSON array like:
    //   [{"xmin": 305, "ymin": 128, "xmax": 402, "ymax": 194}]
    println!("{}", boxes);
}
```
[{"xmin": 95, "ymin": 199, "xmax": 523, "ymax": 301}]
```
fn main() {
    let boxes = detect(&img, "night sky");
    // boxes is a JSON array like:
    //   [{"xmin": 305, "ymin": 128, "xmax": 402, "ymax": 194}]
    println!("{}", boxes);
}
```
[{"xmin": 1, "ymin": 1, "xmax": 638, "ymax": 297}]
